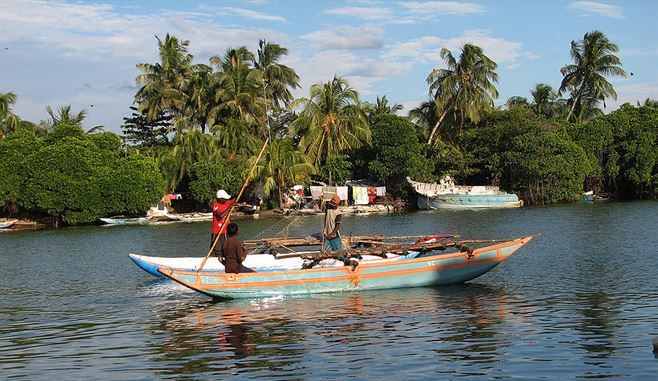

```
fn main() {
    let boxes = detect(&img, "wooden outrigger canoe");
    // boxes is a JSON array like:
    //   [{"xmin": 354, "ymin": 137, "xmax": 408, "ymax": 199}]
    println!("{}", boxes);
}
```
[{"xmin": 158, "ymin": 235, "xmax": 534, "ymax": 299}]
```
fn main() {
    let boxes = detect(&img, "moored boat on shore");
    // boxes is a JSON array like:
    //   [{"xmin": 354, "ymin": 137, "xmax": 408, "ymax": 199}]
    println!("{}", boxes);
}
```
[
  {"xmin": 408, "ymin": 177, "xmax": 522, "ymax": 209},
  {"xmin": 0, "ymin": 219, "xmax": 18, "ymax": 229}
]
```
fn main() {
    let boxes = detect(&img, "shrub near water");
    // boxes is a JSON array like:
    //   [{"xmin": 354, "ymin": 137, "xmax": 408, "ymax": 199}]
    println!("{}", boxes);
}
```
[
  {"xmin": 0, "ymin": 130, "xmax": 43, "ymax": 209},
  {"xmin": 188, "ymin": 160, "xmax": 243, "ymax": 206},
  {"xmin": 367, "ymin": 114, "xmax": 434, "ymax": 195},
  {"xmin": 5, "ymin": 124, "xmax": 164, "ymax": 224},
  {"xmin": 462, "ymin": 109, "xmax": 592, "ymax": 204}
]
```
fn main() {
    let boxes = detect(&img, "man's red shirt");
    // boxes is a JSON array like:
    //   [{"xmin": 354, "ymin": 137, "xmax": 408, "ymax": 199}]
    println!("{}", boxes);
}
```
[{"xmin": 212, "ymin": 200, "xmax": 233, "ymax": 234}]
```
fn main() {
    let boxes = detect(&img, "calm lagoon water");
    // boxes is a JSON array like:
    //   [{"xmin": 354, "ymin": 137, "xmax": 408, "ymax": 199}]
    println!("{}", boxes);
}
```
[{"xmin": 1, "ymin": 201, "xmax": 657, "ymax": 380}]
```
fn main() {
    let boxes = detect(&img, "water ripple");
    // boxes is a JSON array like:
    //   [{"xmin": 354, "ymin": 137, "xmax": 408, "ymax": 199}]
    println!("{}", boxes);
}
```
[{"xmin": 1, "ymin": 202, "xmax": 657, "ymax": 379}]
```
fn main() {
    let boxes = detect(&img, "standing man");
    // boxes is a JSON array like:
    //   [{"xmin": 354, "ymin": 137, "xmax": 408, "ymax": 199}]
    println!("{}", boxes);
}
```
[
  {"xmin": 211, "ymin": 189, "xmax": 233, "ymax": 258},
  {"xmin": 322, "ymin": 194, "xmax": 343, "ymax": 252}
]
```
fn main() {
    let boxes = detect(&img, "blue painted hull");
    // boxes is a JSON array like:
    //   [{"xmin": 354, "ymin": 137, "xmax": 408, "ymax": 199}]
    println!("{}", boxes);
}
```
[
  {"xmin": 128, "ymin": 253, "xmax": 306, "ymax": 278},
  {"xmin": 417, "ymin": 193, "xmax": 522, "ymax": 209},
  {"xmin": 129, "ymin": 255, "xmax": 167, "ymax": 278},
  {"xmin": 159, "ymin": 236, "xmax": 533, "ymax": 299}
]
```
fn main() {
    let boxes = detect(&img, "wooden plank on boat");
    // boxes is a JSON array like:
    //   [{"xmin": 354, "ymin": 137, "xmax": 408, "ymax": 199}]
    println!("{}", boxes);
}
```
[{"xmin": 243, "ymin": 234, "xmax": 459, "ymax": 248}]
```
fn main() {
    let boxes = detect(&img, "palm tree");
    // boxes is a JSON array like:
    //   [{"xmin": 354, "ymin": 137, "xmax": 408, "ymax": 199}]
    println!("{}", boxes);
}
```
[
  {"xmin": 135, "ymin": 33, "xmax": 192, "ymax": 125},
  {"xmin": 251, "ymin": 138, "xmax": 314, "ymax": 207},
  {"xmin": 426, "ymin": 43, "xmax": 499, "ymax": 145},
  {"xmin": 255, "ymin": 40, "xmax": 300, "ymax": 112},
  {"xmin": 290, "ymin": 76, "xmax": 370, "ymax": 167},
  {"xmin": 559, "ymin": 30, "xmax": 627, "ymax": 123},
  {"xmin": 638, "ymin": 98, "xmax": 658, "ymax": 107},
  {"xmin": 45, "ymin": 105, "xmax": 87, "ymax": 127},
  {"xmin": 178, "ymin": 63, "xmax": 215, "ymax": 133},
  {"xmin": 409, "ymin": 99, "xmax": 439, "ymax": 143},
  {"xmin": 505, "ymin": 96, "xmax": 529, "ymax": 110},
  {"xmin": 158, "ymin": 130, "xmax": 222, "ymax": 192},
  {"xmin": 364, "ymin": 95, "xmax": 403, "ymax": 123},
  {"xmin": 209, "ymin": 47, "xmax": 266, "ymax": 138},
  {"xmin": 568, "ymin": 87, "xmax": 605, "ymax": 122},
  {"xmin": 211, "ymin": 117, "xmax": 261, "ymax": 158},
  {"xmin": 530, "ymin": 83, "xmax": 568, "ymax": 119},
  {"xmin": 0, "ymin": 91, "xmax": 21, "ymax": 138}
]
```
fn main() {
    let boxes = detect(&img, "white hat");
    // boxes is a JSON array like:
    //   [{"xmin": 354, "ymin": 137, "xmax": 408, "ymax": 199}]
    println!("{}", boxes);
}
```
[{"xmin": 216, "ymin": 189, "xmax": 231, "ymax": 199}]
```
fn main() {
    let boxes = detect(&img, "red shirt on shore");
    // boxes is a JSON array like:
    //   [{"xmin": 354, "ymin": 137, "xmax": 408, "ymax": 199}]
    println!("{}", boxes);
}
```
[{"xmin": 212, "ymin": 200, "xmax": 233, "ymax": 234}]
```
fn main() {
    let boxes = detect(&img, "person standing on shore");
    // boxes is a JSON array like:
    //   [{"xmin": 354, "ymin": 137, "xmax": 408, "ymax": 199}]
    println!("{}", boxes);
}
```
[
  {"xmin": 322, "ymin": 194, "xmax": 343, "ymax": 252},
  {"xmin": 221, "ymin": 222, "xmax": 248, "ymax": 273},
  {"xmin": 211, "ymin": 189, "xmax": 233, "ymax": 258}
]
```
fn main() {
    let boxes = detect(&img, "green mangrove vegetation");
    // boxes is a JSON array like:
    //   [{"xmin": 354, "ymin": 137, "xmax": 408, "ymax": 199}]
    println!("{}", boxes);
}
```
[{"xmin": 1, "ymin": 30, "xmax": 657, "ymax": 225}]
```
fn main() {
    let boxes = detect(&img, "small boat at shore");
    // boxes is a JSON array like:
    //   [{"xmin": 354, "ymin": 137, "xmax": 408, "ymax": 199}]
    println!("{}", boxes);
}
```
[
  {"xmin": 150, "ymin": 235, "xmax": 534, "ymax": 299},
  {"xmin": 100, "ymin": 217, "xmax": 148, "ymax": 225},
  {"xmin": 408, "ymin": 177, "xmax": 522, "ymax": 209},
  {"xmin": 0, "ymin": 219, "xmax": 18, "ymax": 229}
]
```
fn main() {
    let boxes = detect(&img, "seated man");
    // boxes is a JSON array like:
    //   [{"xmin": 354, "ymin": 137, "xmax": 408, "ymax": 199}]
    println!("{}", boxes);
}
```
[{"xmin": 221, "ymin": 223, "xmax": 247, "ymax": 274}]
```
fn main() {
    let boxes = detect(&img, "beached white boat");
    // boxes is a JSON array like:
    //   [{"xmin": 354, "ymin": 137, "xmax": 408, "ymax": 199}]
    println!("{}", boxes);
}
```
[
  {"xmin": 408, "ymin": 177, "xmax": 522, "ymax": 209},
  {"xmin": 0, "ymin": 219, "xmax": 18, "ymax": 229}
]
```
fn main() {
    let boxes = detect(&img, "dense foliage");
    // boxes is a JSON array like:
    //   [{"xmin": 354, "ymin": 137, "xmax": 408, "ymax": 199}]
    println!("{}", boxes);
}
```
[
  {"xmin": 367, "ymin": 114, "xmax": 433, "ymax": 195},
  {"xmin": 2, "ymin": 30, "xmax": 656, "ymax": 225},
  {"xmin": 0, "ymin": 126, "xmax": 164, "ymax": 224},
  {"xmin": 188, "ymin": 160, "xmax": 243, "ymax": 206},
  {"xmin": 454, "ymin": 105, "xmax": 658, "ymax": 203}
]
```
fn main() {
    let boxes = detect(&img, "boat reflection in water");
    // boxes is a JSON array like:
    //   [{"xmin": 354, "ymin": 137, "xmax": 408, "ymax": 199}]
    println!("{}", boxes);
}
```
[{"xmin": 148, "ymin": 284, "xmax": 535, "ymax": 377}]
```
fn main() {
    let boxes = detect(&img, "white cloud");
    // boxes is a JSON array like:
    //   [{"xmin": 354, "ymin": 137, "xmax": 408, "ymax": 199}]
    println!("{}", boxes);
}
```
[
  {"xmin": 400, "ymin": 1, "xmax": 485, "ymax": 16},
  {"xmin": 0, "ymin": 0, "xmax": 290, "ymax": 131},
  {"xmin": 606, "ymin": 82, "xmax": 658, "ymax": 110},
  {"xmin": 1, "ymin": 1, "xmax": 288, "ymax": 62},
  {"xmin": 288, "ymin": 50, "xmax": 409, "ymax": 99},
  {"xmin": 382, "ymin": 36, "xmax": 442, "ymax": 63},
  {"xmin": 219, "ymin": 7, "xmax": 286, "ymax": 22},
  {"xmin": 525, "ymin": 52, "xmax": 541, "ymax": 60},
  {"xmin": 300, "ymin": 25, "xmax": 384, "ymax": 50},
  {"xmin": 384, "ymin": 30, "xmax": 523, "ymax": 65},
  {"xmin": 568, "ymin": 1, "xmax": 623, "ymax": 19},
  {"xmin": 398, "ymin": 100, "xmax": 424, "ymax": 116},
  {"xmin": 324, "ymin": 6, "xmax": 395, "ymax": 20}
]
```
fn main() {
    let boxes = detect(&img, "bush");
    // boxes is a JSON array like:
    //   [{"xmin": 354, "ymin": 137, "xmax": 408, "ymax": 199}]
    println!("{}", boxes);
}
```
[
  {"xmin": 12, "ymin": 129, "xmax": 164, "ymax": 224},
  {"xmin": 503, "ymin": 129, "xmax": 591, "ymax": 204},
  {"xmin": 22, "ymin": 137, "xmax": 106, "ymax": 223},
  {"xmin": 368, "ymin": 114, "xmax": 434, "ymax": 195},
  {"xmin": 0, "ymin": 130, "xmax": 42, "ymax": 210},
  {"xmin": 189, "ymin": 160, "xmax": 243, "ymax": 206},
  {"xmin": 319, "ymin": 155, "xmax": 352, "ymax": 184}
]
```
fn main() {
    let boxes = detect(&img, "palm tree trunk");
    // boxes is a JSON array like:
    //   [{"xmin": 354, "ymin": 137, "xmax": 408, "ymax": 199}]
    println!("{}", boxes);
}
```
[
  {"xmin": 427, "ymin": 110, "xmax": 448, "ymax": 145},
  {"xmin": 566, "ymin": 82, "xmax": 586, "ymax": 122},
  {"xmin": 278, "ymin": 187, "xmax": 284, "ymax": 208}
]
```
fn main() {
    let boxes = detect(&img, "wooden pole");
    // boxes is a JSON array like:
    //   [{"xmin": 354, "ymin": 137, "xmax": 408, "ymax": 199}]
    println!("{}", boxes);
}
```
[{"xmin": 198, "ymin": 138, "xmax": 269, "ymax": 271}]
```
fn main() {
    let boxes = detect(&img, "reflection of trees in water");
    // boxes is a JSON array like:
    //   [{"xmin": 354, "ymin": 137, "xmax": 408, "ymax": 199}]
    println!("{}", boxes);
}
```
[
  {"xmin": 427, "ymin": 283, "xmax": 531, "ymax": 363},
  {"xmin": 146, "ymin": 286, "xmax": 534, "ymax": 377},
  {"xmin": 297, "ymin": 294, "xmax": 369, "ymax": 345},
  {"xmin": 572, "ymin": 291, "xmax": 620, "ymax": 360},
  {"xmin": 148, "ymin": 299, "xmax": 305, "ymax": 377}
]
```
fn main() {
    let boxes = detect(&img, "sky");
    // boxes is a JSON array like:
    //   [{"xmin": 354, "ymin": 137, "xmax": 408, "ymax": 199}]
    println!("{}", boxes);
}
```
[{"xmin": 1, "ymin": 0, "xmax": 657, "ymax": 133}]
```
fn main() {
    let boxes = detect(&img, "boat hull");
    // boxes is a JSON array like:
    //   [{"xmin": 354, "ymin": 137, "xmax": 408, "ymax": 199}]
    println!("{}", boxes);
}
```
[
  {"xmin": 417, "ymin": 194, "xmax": 522, "ymax": 209},
  {"xmin": 0, "ymin": 220, "xmax": 18, "ymax": 229},
  {"xmin": 159, "ymin": 236, "xmax": 533, "ymax": 299}
]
